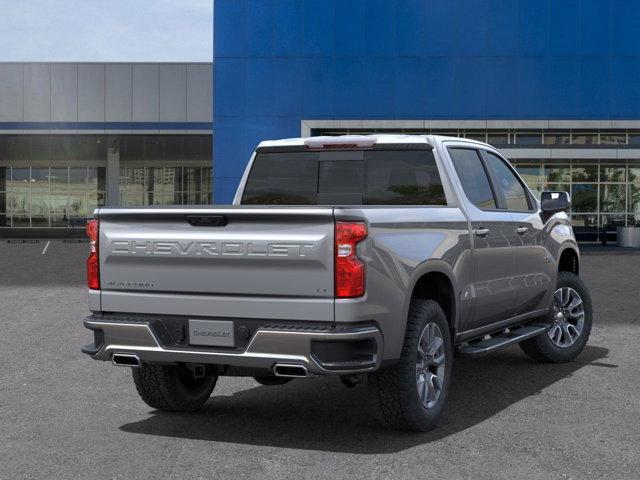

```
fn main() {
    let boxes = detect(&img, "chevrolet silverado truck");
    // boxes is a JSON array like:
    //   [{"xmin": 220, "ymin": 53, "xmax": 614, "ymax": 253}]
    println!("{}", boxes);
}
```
[{"xmin": 82, "ymin": 135, "xmax": 592, "ymax": 431}]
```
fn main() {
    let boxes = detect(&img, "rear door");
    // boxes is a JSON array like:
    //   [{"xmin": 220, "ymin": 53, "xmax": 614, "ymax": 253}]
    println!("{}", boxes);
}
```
[
  {"xmin": 480, "ymin": 150, "xmax": 556, "ymax": 316},
  {"xmin": 447, "ymin": 147, "xmax": 519, "ymax": 330}
]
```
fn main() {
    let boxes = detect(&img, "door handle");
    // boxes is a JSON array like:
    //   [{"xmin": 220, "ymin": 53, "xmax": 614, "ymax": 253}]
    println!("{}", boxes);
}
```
[
  {"xmin": 516, "ymin": 226, "xmax": 528, "ymax": 235},
  {"xmin": 474, "ymin": 227, "xmax": 490, "ymax": 237}
]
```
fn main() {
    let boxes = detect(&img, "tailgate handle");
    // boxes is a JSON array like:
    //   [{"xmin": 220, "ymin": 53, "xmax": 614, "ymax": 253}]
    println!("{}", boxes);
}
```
[{"xmin": 186, "ymin": 215, "xmax": 228, "ymax": 227}]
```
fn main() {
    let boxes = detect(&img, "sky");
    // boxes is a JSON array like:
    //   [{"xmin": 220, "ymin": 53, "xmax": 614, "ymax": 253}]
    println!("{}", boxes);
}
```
[{"xmin": 0, "ymin": 0, "xmax": 213, "ymax": 62}]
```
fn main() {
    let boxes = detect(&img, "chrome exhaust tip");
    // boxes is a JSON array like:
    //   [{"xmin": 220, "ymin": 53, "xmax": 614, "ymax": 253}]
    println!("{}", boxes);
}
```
[
  {"xmin": 111, "ymin": 353, "xmax": 141, "ymax": 367},
  {"xmin": 273, "ymin": 363, "xmax": 309, "ymax": 378}
]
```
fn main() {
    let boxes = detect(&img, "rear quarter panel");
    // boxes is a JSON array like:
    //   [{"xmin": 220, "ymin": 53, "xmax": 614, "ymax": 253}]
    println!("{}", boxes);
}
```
[{"xmin": 334, "ymin": 206, "xmax": 473, "ymax": 361}]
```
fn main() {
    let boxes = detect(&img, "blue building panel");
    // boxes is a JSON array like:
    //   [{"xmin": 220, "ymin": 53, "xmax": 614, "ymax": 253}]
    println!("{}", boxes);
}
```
[{"xmin": 213, "ymin": 0, "xmax": 640, "ymax": 203}]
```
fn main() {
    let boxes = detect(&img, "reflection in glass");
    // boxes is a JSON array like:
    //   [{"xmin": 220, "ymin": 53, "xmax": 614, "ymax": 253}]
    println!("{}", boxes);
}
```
[
  {"xmin": 571, "ymin": 133, "xmax": 598, "ymax": 144},
  {"xmin": 571, "ymin": 165, "xmax": 598, "ymax": 182},
  {"xmin": 600, "ymin": 134, "xmax": 626, "ymax": 145},
  {"xmin": 571, "ymin": 215, "xmax": 598, "ymax": 228},
  {"xmin": 11, "ymin": 168, "xmax": 30, "ymax": 191},
  {"xmin": 50, "ymin": 214, "xmax": 69, "ymax": 227},
  {"xmin": 464, "ymin": 132, "xmax": 486, "ymax": 142},
  {"xmin": 600, "ymin": 214, "xmax": 625, "ymax": 227},
  {"xmin": 69, "ymin": 168, "xmax": 88, "ymax": 190},
  {"xmin": 515, "ymin": 134, "xmax": 542, "ymax": 145},
  {"xmin": 68, "ymin": 191, "xmax": 86, "ymax": 217},
  {"xmin": 31, "ymin": 216, "xmax": 48, "ymax": 227},
  {"xmin": 12, "ymin": 215, "xmax": 30, "ymax": 227},
  {"xmin": 629, "ymin": 184, "xmax": 640, "ymax": 216},
  {"xmin": 599, "ymin": 184, "xmax": 626, "ymax": 212},
  {"xmin": 487, "ymin": 133, "xmax": 509, "ymax": 145},
  {"xmin": 600, "ymin": 166, "xmax": 626, "ymax": 183},
  {"xmin": 571, "ymin": 184, "xmax": 598, "ymax": 212},
  {"xmin": 31, "ymin": 168, "xmax": 49, "ymax": 195},
  {"xmin": 31, "ymin": 195, "xmax": 49, "ymax": 216},
  {"xmin": 543, "ymin": 133, "xmax": 570, "ymax": 145},
  {"xmin": 544, "ymin": 165, "xmax": 570, "ymax": 183}
]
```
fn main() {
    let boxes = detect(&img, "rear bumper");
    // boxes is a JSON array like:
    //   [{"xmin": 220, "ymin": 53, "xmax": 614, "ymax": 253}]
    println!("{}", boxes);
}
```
[{"xmin": 82, "ymin": 316, "xmax": 383, "ymax": 376}]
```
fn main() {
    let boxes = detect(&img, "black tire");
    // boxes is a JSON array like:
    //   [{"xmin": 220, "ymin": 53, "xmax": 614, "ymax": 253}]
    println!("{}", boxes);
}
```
[
  {"xmin": 253, "ymin": 376, "xmax": 293, "ymax": 386},
  {"xmin": 132, "ymin": 364, "xmax": 217, "ymax": 412},
  {"xmin": 520, "ymin": 271, "xmax": 593, "ymax": 363},
  {"xmin": 368, "ymin": 299, "xmax": 453, "ymax": 432}
]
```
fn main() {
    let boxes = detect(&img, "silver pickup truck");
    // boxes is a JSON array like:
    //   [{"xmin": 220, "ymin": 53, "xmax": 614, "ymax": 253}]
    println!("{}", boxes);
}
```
[{"xmin": 82, "ymin": 135, "xmax": 592, "ymax": 431}]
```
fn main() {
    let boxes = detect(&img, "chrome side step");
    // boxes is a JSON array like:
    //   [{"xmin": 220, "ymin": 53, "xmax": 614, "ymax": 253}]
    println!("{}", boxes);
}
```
[{"xmin": 456, "ymin": 324, "xmax": 549, "ymax": 358}]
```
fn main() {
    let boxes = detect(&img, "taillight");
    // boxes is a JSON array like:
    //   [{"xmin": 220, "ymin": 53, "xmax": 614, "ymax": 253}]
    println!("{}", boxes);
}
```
[
  {"xmin": 335, "ymin": 221, "xmax": 367, "ymax": 298},
  {"xmin": 86, "ymin": 219, "xmax": 100, "ymax": 290}
]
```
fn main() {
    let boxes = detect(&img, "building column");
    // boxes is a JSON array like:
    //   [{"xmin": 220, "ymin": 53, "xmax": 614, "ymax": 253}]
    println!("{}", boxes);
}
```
[{"xmin": 106, "ymin": 146, "xmax": 120, "ymax": 207}]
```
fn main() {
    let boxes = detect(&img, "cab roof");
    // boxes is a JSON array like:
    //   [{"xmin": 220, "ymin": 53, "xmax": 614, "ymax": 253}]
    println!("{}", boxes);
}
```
[{"xmin": 256, "ymin": 134, "xmax": 490, "ymax": 150}]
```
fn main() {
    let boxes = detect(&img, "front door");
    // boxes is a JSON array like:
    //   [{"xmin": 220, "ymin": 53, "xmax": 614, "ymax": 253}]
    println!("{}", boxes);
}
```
[{"xmin": 480, "ymin": 150, "xmax": 556, "ymax": 316}]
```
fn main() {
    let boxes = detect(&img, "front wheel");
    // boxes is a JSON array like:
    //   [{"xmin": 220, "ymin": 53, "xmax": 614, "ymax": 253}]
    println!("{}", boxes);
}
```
[
  {"xmin": 368, "ymin": 299, "xmax": 453, "ymax": 432},
  {"xmin": 132, "ymin": 364, "xmax": 218, "ymax": 412},
  {"xmin": 520, "ymin": 271, "xmax": 593, "ymax": 363}
]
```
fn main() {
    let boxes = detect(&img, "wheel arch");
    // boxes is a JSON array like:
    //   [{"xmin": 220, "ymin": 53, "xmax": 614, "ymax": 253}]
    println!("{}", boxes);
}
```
[
  {"xmin": 403, "ymin": 261, "xmax": 459, "ymax": 344},
  {"xmin": 558, "ymin": 246, "xmax": 580, "ymax": 275}
]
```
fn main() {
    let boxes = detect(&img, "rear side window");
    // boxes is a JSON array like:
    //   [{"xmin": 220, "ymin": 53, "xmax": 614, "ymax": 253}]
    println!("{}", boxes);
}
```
[
  {"xmin": 482, "ymin": 151, "xmax": 532, "ymax": 211},
  {"xmin": 448, "ymin": 148, "xmax": 497, "ymax": 210},
  {"xmin": 242, "ymin": 150, "xmax": 447, "ymax": 206}
]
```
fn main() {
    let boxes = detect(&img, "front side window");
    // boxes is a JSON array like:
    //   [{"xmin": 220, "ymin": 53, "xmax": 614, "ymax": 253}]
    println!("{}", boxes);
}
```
[
  {"xmin": 482, "ymin": 151, "xmax": 531, "ymax": 211},
  {"xmin": 448, "ymin": 148, "xmax": 497, "ymax": 210}
]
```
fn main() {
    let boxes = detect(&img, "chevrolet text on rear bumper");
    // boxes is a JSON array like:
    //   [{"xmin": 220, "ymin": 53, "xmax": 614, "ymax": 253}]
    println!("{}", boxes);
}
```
[{"xmin": 82, "ymin": 134, "xmax": 592, "ymax": 432}]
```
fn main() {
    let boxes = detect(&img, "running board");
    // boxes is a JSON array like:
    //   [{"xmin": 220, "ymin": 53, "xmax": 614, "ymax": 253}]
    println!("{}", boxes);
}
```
[{"xmin": 456, "ymin": 324, "xmax": 549, "ymax": 358}]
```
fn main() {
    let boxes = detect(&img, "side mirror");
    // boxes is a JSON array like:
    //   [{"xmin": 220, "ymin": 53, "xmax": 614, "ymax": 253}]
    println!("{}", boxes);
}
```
[{"xmin": 541, "ymin": 191, "xmax": 570, "ymax": 214}]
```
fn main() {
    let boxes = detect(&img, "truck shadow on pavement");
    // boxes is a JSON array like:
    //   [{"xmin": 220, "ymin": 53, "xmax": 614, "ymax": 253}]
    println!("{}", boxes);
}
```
[{"xmin": 120, "ymin": 345, "xmax": 611, "ymax": 454}]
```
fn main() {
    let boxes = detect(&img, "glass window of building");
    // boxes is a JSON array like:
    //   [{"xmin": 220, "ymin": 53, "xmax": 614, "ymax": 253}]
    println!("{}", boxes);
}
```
[
  {"xmin": 600, "ymin": 165, "xmax": 626, "ymax": 183},
  {"xmin": 572, "ymin": 164, "xmax": 598, "ymax": 182},
  {"xmin": 600, "ymin": 184, "xmax": 626, "ymax": 213},
  {"xmin": 600, "ymin": 214, "xmax": 626, "ymax": 228},
  {"xmin": 464, "ymin": 131, "xmax": 487, "ymax": 142},
  {"xmin": 629, "ymin": 166, "xmax": 640, "ymax": 226},
  {"xmin": 571, "ymin": 214, "xmax": 598, "ymax": 228},
  {"xmin": 628, "ymin": 134, "xmax": 640, "ymax": 145},
  {"xmin": 599, "ymin": 133, "xmax": 626, "ymax": 145},
  {"xmin": 571, "ymin": 184, "xmax": 598, "ymax": 213},
  {"xmin": 514, "ymin": 133, "xmax": 542, "ymax": 145},
  {"xmin": 486, "ymin": 132, "xmax": 509, "ymax": 145},
  {"xmin": 543, "ymin": 132, "xmax": 570, "ymax": 145},
  {"xmin": 572, "ymin": 133, "xmax": 599, "ymax": 144},
  {"xmin": 0, "ymin": 134, "xmax": 211, "ymax": 229},
  {"xmin": 544, "ymin": 165, "xmax": 571, "ymax": 184}
]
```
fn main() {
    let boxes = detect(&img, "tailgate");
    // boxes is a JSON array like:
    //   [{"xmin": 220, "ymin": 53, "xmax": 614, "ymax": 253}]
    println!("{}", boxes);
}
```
[{"xmin": 97, "ymin": 207, "xmax": 335, "ymax": 320}]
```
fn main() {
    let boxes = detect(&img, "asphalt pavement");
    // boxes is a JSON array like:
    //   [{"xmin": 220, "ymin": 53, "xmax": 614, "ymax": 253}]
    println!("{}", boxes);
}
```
[{"xmin": 0, "ymin": 241, "xmax": 639, "ymax": 479}]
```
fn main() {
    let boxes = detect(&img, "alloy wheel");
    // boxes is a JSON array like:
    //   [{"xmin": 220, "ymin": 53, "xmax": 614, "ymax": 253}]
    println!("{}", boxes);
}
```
[
  {"xmin": 547, "ymin": 287, "xmax": 585, "ymax": 348},
  {"xmin": 416, "ymin": 322, "xmax": 446, "ymax": 408}
]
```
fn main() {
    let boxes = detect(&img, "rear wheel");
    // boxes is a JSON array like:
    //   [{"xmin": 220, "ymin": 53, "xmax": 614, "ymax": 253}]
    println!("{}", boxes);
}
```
[
  {"xmin": 132, "ymin": 364, "xmax": 217, "ymax": 412},
  {"xmin": 520, "ymin": 271, "xmax": 592, "ymax": 363},
  {"xmin": 368, "ymin": 299, "xmax": 452, "ymax": 431}
]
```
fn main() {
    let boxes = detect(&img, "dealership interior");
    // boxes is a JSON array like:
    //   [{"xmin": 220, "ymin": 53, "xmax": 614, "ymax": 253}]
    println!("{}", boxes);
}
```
[{"xmin": 0, "ymin": 134, "xmax": 212, "ymax": 230}]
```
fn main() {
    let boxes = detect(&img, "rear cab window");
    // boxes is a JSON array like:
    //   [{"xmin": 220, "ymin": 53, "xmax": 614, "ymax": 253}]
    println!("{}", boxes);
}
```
[{"xmin": 241, "ymin": 149, "xmax": 447, "ymax": 206}]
